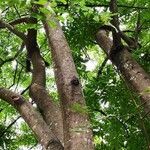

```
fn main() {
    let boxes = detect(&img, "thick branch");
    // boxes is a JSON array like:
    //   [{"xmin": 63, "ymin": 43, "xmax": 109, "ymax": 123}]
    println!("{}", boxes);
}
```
[
  {"xmin": 9, "ymin": 17, "xmax": 31, "ymax": 26},
  {"xmin": 96, "ymin": 30, "xmax": 150, "ymax": 113},
  {"xmin": 43, "ymin": 3, "xmax": 94, "ymax": 149},
  {"xmin": 25, "ymin": 16, "xmax": 63, "ymax": 144},
  {"xmin": 0, "ymin": 20, "xmax": 27, "ymax": 41},
  {"xmin": 0, "ymin": 17, "xmax": 31, "ymax": 28},
  {"xmin": 0, "ymin": 87, "xmax": 63, "ymax": 149},
  {"xmin": 30, "ymin": 83, "xmax": 64, "ymax": 144},
  {"xmin": 109, "ymin": 0, "xmax": 120, "ymax": 29},
  {"xmin": 109, "ymin": 0, "xmax": 139, "ymax": 49}
]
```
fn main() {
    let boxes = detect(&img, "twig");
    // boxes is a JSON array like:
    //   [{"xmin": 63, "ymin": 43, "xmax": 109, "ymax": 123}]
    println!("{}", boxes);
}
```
[
  {"xmin": 97, "ymin": 57, "xmax": 108, "ymax": 77},
  {"xmin": 0, "ymin": 116, "xmax": 21, "ymax": 138},
  {"xmin": 20, "ymin": 85, "xmax": 30, "ymax": 95},
  {"xmin": 14, "ymin": 66, "xmax": 23, "ymax": 92},
  {"xmin": 0, "ymin": 42, "xmax": 25, "ymax": 67},
  {"xmin": 9, "ymin": 62, "xmax": 18, "ymax": 89}
]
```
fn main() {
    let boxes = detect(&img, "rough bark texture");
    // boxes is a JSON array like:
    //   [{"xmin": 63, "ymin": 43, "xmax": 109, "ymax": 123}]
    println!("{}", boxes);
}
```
[
  {"xmin": 43, "ymin": 4, "xmax": 94, "ymax": 150},
  {"xmin": 25, "ymin": 17, "xmax": 63, "ymax": 144},
  {"xmin": 0, "ymin": 13, "xmax": 64, "ymax": 149},
  {"xmin": 30, "ymin": 83, "xmax": 64, "ymax": 144},
  {"xmin": 96, "ymin": 30, "xmax": 150, "ymax": 113},
  {"xmin": 0, "ymin": 88, "xmax": 63, "ymax": 150}
]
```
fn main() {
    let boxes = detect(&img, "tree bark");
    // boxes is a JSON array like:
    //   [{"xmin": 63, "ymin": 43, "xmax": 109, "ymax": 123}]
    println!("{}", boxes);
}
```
[
  {"xmin": 42, "ymin": 3, "xmax": 94, "ymax": 150},
  {"xmin": 0, "ymin": 87, "xmax": 63, "ymax": 150},
  {"xmin": 96, "ymin": 30, "xmax": 150, "ymax": 113},
  {"xmin": 25, "ymin": 17, "xmax": 63, "ymax": 144},
  {"xmin": 0, "ymin": 11, "xmax": 64, "ymax": 148}
]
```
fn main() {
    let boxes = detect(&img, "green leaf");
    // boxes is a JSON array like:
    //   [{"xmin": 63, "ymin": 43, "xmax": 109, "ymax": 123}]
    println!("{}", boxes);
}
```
[
  {"xmin": 70, "ymin": 103, "xmax": 89, "ymax": 114},
  {"xmin": 93, "ymin": 16, "xmax": 100, "ymax": 22},
  {"xmin": 47, "ymin": 20, "xmax": 57, "ymax": 28},
  {"xmin": 34, "ymin": 0, "xmax": 47, "ymax": 5},
  {"xmin": 141, "ymin": 86, "xmax": 150, "ymax": 94},
  {"xmin": 100, "ymin": 12, "xmax": 112, "ymax": 24},
  {"xmin": 59, "ymin": 0, "xmax": 67, "ymax": 4}
]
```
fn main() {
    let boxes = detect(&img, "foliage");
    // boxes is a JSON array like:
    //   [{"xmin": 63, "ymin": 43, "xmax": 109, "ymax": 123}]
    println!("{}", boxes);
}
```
[{"xmin": 0, "ymin": 0, "xmax": 150, "ymax": 149}]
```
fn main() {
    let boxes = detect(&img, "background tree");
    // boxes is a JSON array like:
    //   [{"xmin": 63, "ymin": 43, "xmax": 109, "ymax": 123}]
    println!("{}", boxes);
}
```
[{"xmin": 0, "ymin": 0, "xmax": 150, "ymax": 150}]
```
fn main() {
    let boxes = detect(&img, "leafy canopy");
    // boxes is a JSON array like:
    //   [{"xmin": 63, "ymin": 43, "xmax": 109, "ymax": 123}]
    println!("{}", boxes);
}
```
[{"xmin": 0, "ymin": 0, "xmax": 150, "ymax": 149}]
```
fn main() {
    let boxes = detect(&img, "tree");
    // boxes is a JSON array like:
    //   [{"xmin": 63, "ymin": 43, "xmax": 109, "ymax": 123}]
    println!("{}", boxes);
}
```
[{"xmin": 0, "ymin": 0, "xmax": 150, "ymax": 149}]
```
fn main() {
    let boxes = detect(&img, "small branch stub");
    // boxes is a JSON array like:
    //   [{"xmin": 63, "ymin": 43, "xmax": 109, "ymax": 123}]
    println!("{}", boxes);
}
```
[{"xmin": 11, "ymin": 95, "xmax": 24, "ymax": 105}]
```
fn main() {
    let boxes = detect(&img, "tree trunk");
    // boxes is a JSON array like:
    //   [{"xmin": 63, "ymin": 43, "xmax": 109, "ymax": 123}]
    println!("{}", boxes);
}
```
[
  {"xmin": 42, "ymin": 3, "xmax": 94, "ymax": 150},
  {"xmin": 96, "ymin": 29, "xmax": 150, "ymax": 113}
]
